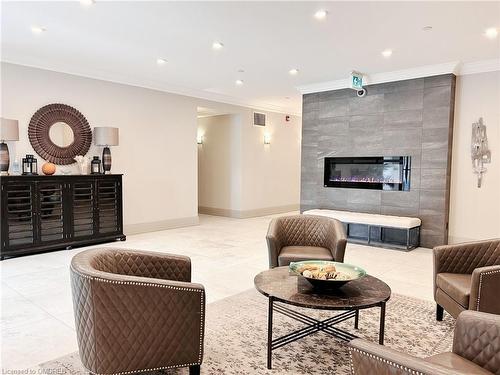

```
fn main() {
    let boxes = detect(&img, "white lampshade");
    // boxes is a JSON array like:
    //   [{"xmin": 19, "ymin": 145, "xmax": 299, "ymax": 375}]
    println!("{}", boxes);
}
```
[
  {"xmin": 94, "ymin": 127, "xmax": 119, "ymax": 146},
  {"xmin": 0, "ymin": 118, "xmax": 19, "ymax": 141}
]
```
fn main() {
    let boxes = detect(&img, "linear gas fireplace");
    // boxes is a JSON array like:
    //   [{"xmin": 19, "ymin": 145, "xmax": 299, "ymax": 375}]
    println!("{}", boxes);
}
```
[{"xmin": 324, "ymin": 156, "xmax": 411, "ymax": 191}]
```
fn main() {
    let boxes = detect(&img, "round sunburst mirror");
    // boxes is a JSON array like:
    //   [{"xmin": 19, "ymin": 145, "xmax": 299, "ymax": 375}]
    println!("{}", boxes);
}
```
[{"xmin": 28, "ymin": 103, "xmax": 92, "ymax": 165}]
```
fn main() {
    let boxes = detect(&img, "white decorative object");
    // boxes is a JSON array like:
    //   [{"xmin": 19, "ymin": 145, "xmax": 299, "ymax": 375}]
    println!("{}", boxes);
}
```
[
  {"xmin": 74, "ymin": 155, "xmax": 90, "ymax": 175},
  {"xmin": 471, "ymin": 117, "xmax": 491, "ymax": 188}
]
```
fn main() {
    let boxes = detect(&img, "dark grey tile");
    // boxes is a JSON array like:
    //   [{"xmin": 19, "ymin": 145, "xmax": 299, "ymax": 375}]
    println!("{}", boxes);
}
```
[
  {"xmin": 384, "ymin": 90, "xmax": 423, "ymax": 111},
  {"xmin": 419, "ymin": 189, "xmax": 446, "ymax": 211},
  {"xmin": 383, "ymin": 128, "xmax": 422, "ymax": 149},
  {"xmin": 349, "ymin": 114, "xmax": 384, "ymax": 129},
  {"xmin": 303, "ymin": 93, "xmax": 319, "ymax": 106},
  {"xmin": 420, "ymin": 169, "xmax": 447, "ymax": 190},
  {"xmin": 384, "ymin": 109, "xmax": 423, "ymax": 126},
  {"xmin": 424, "ymin": 74, "xmax": 455, "ymax": 88},
  {"xmin": 421, "ymin": 144, "xmax": 449, "ymax": 169},
  {"xmin": 381, "ymin": 206, "xmax": 419, "ymax": 216},
  {"xmin": 347, "ymin": 190, "xmax": 382, "ymax": 205},
  {"xmin": 319, "ymin": 117, "xmax": 350, "ymax": 135},
  {"xmin": 383, "ymin": 78, "xmax": 424, "ymax": 93},
  {"xmin": 347, "ymin": 202, "xmax": 381, "ymax": 214},
  {"xmin": 302, "ymin": 109, "xmax": 318, "ymax": 124},
  {"xmin": 319, "ymin": 98, "xmax": 349, "ymax": 118},
  {"xmin": 420, "ymin": 231, "xmax": 446, "ymax": 248},
  {"xmin": 349, "ymin": 94, "xmax": 385, "ymax": 115},
  {"xmin": 318, "ymin": 89, "xmax": 354, "ymax": 101},
  {"xmin": 422, "ymin": 128, "xmax": 449, "ymax": 143},
  {"xmin": 381, "ymin": 191, "xmax": 419, "ymax": 208},
  {"xmin": 423, "ymin": 85, "xmax": 452, "ymax": 108},
  {"xmin": 423, "ymin": 107, "xmax": 452, "ymax": 128},
  {"xmin": 419, "ymin": 213, "xmax": 446, "ymax": 231}
]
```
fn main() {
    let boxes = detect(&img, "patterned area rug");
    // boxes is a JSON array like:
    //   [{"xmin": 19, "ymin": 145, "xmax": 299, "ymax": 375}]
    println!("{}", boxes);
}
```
[{"xmin": 39, "ymin": 289, "xmax": 454, "ymax": 375}]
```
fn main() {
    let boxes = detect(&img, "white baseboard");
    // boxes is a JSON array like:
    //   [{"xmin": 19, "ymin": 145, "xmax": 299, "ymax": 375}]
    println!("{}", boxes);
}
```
[
  {"xmin": 124, "ymin": 216, "xmax": 199, "ymax": 235},
  {"xmin": 198, "ymin": 204, "xmax": 299, "ymax": 218}
]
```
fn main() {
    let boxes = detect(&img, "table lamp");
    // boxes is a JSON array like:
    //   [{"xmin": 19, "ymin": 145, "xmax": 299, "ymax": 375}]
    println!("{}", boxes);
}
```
[
  {"xmin": 94, "ymin": 127, "xmax": 119, "ymax": 174},
  {"xmin": 0, "ymin": 118, "xmax": 20, "ymax": 175}
]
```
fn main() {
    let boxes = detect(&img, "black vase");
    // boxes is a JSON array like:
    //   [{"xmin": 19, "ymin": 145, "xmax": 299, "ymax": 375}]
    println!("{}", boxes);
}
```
[
  {"xmin": 0, "ymin": 142, "xmax": 10, "ymax": 175},
  {"xmin": 102, "ymin": 146, "xmax": 112, "ymax": 174}
]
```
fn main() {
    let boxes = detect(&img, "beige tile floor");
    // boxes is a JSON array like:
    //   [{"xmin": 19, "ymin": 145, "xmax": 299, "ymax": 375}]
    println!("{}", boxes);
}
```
[{"xmin": 0, "ymin": 213, "xmax": 434, "ymax": 370}]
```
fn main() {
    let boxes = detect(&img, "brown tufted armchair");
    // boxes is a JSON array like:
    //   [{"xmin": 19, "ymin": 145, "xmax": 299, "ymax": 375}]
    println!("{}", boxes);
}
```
[
  {"xmin": 350, "ymin": 310, "xmax": 500, "ymax": 375},
  {"xmin": 266, "ymin": 214, "xmax": 347, "ymax": 268},
  {"xmin": 70, "ymin": 248, "xmax": 205, "ymax": 375},
  {"xmin": 433, "ymin": 239, "xmax": 500, "ymax": 320}
]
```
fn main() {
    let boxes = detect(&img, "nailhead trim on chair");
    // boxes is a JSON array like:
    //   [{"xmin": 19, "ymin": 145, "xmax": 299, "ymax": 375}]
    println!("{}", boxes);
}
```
[
  {"xmin": 349, "ymin": 347, "xmax": 425, "ymax": 375},
  {"xmin": 477, "ymin": 268, "xmax": 500, "ymax": 311},
  {"xmin": 71, "ymin": 266, "xmax": 205, "ymax": 375},
  {"xmin": 85, "ymin": 361, "xmax": 201, "ymax": 375}
]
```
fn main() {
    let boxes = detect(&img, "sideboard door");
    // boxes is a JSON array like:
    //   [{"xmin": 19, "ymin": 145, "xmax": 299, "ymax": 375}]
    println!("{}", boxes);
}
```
[
  {"xmin": 1, "ymin": 181, "xmax": 36, "ymax": 253},
  {"xmin": 70, "ymin": 180, "xmax": 96, "ymax": 240},
  {"xmin": 36, "ymin": 180, "xmax": 68, "ymax": 245},
  {"xmin": 96, "ymin": 177, "xmax": 123, "ymax": 237}
]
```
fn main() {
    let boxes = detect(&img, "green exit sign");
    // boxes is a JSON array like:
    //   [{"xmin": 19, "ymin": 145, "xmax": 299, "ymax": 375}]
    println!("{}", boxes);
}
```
[{"xmin": 350, "ymin": 71, "xmax": 364, "ymax": 90}]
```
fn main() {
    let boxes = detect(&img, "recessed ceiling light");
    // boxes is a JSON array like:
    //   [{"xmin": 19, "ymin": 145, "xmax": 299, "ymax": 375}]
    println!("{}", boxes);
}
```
[
  {"xmin": 235, "ymin": 79, "xmax": 244, "ymax": 86},
  {"xmin": 212, "ymin": 41, "xmax": 224, "ymax": 50},
  {"xmin": 156, "ymin": 58, "xmax": 167, "ymax": 65},
  {"xmin": 422, "ymin": 26, "xmax": 433, "ymax": 32},
  {"xmin": 289, "ymin": 68, "xmax": 299, "ymax": 75},
  {"xmin": 31, "ymin": 26, "xmax": 46, "ymax": 34},
  {"xmin": 80, "ymin": 0, "xmax": 95, "ymax": 5},
  {"xmin": 237, "ymin": 69, "xmax": 245, "ymax": 73},
  {"xmin": 381, "ymin": 49, "xmax": 393, "ymax": 58},
  {"xmin": 285, "ymin": 96, "xmax": 291, "ymax": 100},
  {"xmin": 484, "ymin": 27, "xmax": 498, "ymax": 39},
  {"xmin": 314, "ymin": 10, "xmax": 328, "ymax": 20}
]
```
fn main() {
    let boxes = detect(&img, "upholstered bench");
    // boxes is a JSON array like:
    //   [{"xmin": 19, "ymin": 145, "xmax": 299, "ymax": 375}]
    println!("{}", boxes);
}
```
[{"xmin": 304, "ymin": 209, "xmax": 421, "ymax": 250}]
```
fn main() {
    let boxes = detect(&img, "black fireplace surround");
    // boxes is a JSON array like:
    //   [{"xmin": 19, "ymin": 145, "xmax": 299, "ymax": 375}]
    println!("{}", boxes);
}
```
[{"xmin": 324, "ymin": 156, "xmax": 411, "ymax": 191}]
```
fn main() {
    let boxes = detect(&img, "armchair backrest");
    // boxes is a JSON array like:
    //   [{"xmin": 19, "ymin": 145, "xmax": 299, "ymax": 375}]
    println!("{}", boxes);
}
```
[
  {"xmin": 274, "ymin": 214, "xmax": 343, "ymax": 248},
  {"xmin": 453, "ymin": 311, "xmax": 500, "ymax": 374},
  {"xmin": 434, "ymin": 239, "xmax": 500, "ymax": 275}
]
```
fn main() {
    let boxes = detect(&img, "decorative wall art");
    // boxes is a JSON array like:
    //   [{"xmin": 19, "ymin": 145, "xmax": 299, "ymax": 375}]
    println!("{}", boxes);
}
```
[
  {"xmin": 471, "ymin": 117, "xmax": 491, "ymax": 188},
  {"xmin": 28, "ymin": 103, "xmax": 92, "ymax": 165}
]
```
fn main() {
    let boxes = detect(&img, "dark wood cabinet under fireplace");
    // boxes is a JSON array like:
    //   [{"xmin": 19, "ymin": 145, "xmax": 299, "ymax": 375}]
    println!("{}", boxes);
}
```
[{"xmin": 1, "ymin": 174, "xmax": 125, "ymax": 260}]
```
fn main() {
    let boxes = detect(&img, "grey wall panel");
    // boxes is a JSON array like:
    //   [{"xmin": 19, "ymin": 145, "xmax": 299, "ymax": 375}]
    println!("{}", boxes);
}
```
[{"xmin": 300, "ymin": 74, "xmax": 456, "ymax": 248}]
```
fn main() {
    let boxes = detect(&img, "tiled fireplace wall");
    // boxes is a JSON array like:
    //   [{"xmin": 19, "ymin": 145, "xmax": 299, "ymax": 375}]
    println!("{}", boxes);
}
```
[{"xmin": 301, "ymin": 74, "xmax": 456, "ymax": 248}]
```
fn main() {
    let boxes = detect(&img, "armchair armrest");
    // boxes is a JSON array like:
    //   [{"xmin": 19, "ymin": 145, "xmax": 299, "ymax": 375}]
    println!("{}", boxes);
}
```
[
  {"xmin": 266, "ymin": 218, "xmax": 283, "ymax": 268},
  {"xmin": 433, "ymin": 239, "xmax": 500, "ymax": 275},
  {"xmin": 452, "ymin": 310, "xmax": 500, "ymax": 373},
  {"xmin": 469, "ymin": 265, "xmax": 500, "ymax": 313},
  {"xmin": 325, "ymin": 219, "xmax": 347, "ymax": 263},
  {"xmin": 350, "ymin": 339, "xmax": 463, "ymax": 375},
  {"xmin": 70, "ymin": 266, "xmax": 205, "ymax": 374}
]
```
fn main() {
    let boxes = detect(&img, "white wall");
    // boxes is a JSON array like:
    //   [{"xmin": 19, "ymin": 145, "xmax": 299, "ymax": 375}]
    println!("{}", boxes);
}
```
[
  {"xmin": 1, "ymin": 62, "xmax": 199, "ymax": 233},
  {"xmin": 1, "ymin": 62, "xmax": 302, "ymax": 231},
  {"xmin": 449, "ymin": 71, "xmax": 500, "ymax": 243},
  {"xmin": 197, "ymin": 110, "xmax": 301, "ymax": 217},
  {"xmin": 240, "ymin": 110, "xmax": 302, "ymax": 214},
  {"xmin": 197, "ymin": 114, "xmax": 242, "ymax": 213}
]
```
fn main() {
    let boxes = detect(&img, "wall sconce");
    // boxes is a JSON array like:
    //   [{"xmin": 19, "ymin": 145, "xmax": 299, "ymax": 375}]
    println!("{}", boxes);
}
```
[
  {"xmin": 264, "ymin": 134, "xmax": 271, "ymax": 145},
  {"xmin": 197, "ymin": 134, "xmax": 204, "ymax": 145}
]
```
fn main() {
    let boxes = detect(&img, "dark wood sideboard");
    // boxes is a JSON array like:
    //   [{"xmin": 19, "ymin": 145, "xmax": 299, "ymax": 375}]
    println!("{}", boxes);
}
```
[{"xmin": 1, "ymin": 174, "xmax": 125, "ymax": 260}]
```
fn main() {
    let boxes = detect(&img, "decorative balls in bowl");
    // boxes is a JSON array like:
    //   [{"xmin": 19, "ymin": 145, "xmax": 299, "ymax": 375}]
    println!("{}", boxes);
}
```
[{"xmin": 289, "ymin": 260, "xmax": 366, "ymax": 289}]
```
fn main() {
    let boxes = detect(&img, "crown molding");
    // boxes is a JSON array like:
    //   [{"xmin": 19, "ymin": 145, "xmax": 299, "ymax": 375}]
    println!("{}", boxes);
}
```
[
  {"xmin": 458, "ymin": 59, "xmax": 500, "ymax": 75},
  {"xmin": 1, "ymin": 60, "xmax": 301, "ymax": 116},
  {"xmin": 297, "ymin": 61, "xmax": 461, "ymax": 94}
]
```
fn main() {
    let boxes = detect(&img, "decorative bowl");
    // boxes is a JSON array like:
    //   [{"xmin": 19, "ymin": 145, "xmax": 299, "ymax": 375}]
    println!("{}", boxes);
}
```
[{"xmin": 289, "ymin": 260, "xmax": 366, "ymax": 289}]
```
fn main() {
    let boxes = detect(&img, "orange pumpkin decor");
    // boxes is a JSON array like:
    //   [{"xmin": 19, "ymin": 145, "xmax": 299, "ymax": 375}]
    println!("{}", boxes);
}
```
[{"xmin": 42, "ymin": 162, "xmax": 56, "ymax": 175}]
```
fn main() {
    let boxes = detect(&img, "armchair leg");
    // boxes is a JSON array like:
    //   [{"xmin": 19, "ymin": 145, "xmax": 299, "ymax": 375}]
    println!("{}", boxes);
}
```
[
  {"xmin": 189, "ymin": 365, "xmax": 201, "ymax": 375},
  {"xmin": 436, "ymin": 304, "xmax": 444, "ymax": 321}
]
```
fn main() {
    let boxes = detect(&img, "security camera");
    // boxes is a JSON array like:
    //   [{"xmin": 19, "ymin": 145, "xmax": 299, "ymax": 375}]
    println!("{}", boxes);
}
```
[{"xmin": 356, "ymin": 88, "xmax": 367, "ymax": 98}]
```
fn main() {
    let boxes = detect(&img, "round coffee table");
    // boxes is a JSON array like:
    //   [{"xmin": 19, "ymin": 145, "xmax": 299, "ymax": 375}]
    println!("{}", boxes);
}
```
[{"xmin": 254, "ymin": 266, "xmax": 391, "ymax": 369}]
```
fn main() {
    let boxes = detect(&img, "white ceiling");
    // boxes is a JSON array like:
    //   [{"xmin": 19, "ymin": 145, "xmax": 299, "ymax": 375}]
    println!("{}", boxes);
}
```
[{"xmin": 2, "ymin": 1, "xmax": 499, "ymax": 114}]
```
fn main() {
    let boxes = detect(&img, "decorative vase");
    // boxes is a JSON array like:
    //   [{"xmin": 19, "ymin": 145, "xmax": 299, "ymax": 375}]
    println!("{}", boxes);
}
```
[
  {"xmin": 42, "ymin": 162, "xmax": 56, "ymax": 175},
  {"xmin": 74, "ymin": 155, "xmax": 90, "ymax": 175}
]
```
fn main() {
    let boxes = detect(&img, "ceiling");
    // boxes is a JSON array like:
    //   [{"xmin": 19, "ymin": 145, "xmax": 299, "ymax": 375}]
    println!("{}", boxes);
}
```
[{"xmin": 1, "ymin": 1, "xmax": 499, "ymax": 115}]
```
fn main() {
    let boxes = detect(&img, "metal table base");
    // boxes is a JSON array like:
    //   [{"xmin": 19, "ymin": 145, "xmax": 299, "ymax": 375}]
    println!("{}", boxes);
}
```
[{"xmin": 266, "ymin": 297, "xmax": 386, "ymax": 369}]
